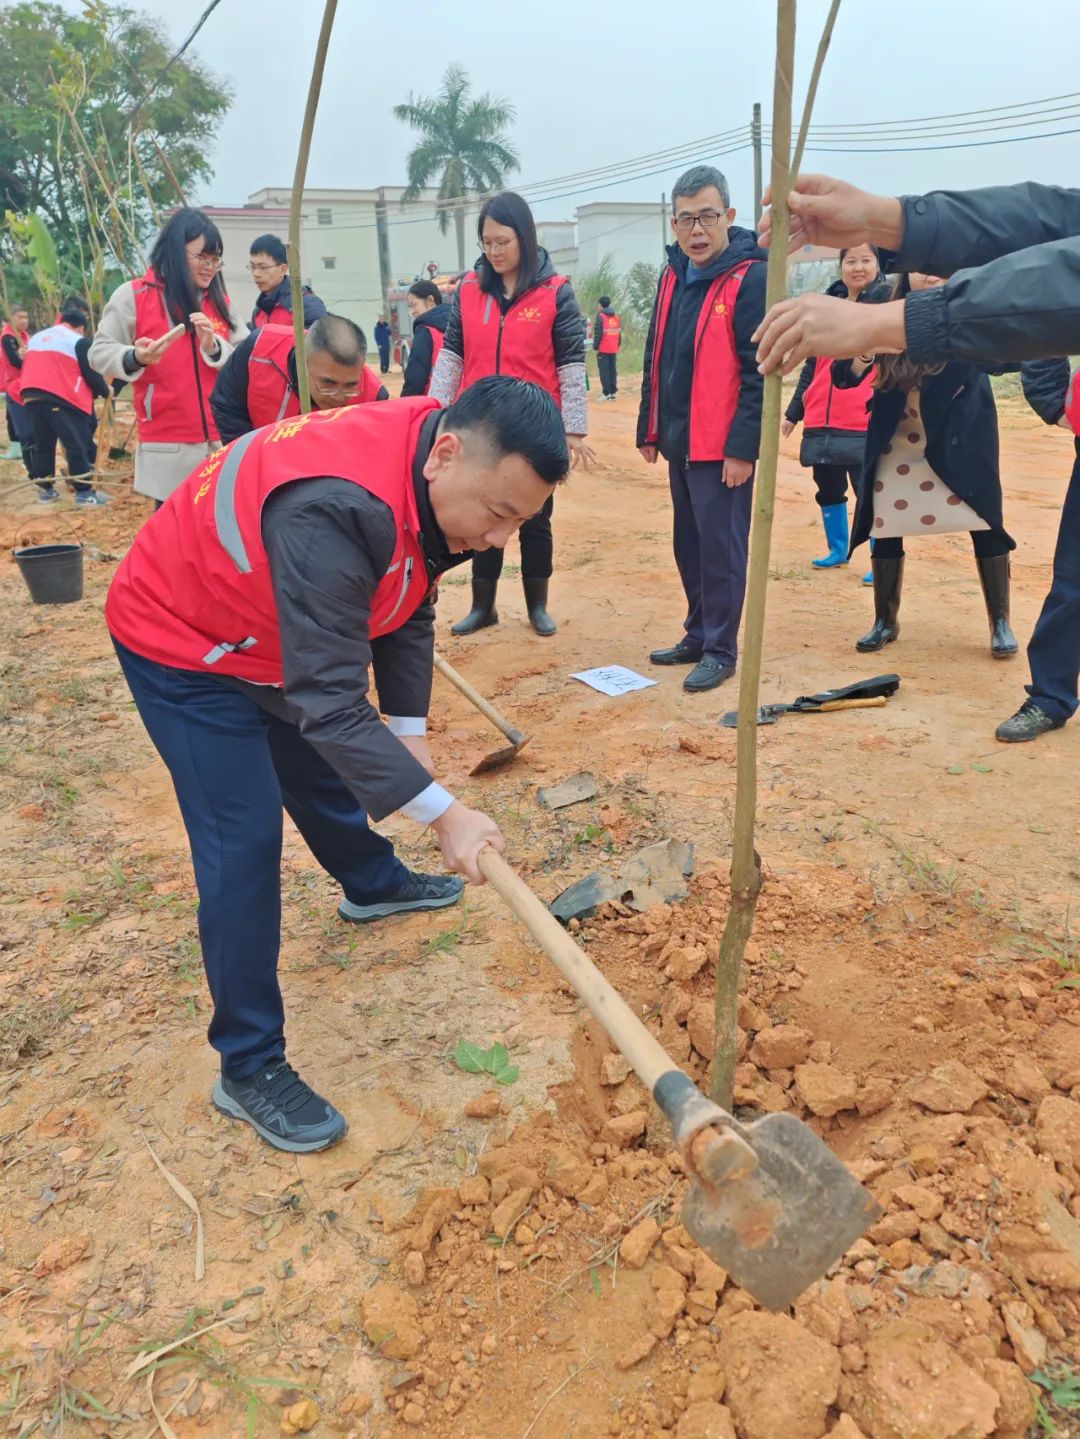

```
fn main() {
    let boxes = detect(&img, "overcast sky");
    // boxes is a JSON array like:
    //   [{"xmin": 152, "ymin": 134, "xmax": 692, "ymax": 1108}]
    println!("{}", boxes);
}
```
[{"xmin": 75, "ymin": 0, "xmax": 1080, "ymax": 223}]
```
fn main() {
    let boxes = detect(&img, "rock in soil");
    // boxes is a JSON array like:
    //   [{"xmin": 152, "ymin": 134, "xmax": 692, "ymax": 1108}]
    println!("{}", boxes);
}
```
[
  {"xmin": 361, "ymin": 1283, "xmax": 423, "ymax": 1361},
  {"xmin": 32, "ymin": 1233, "xmax": 90, "ymax": 1276},
  {"xmin": 619, "ymin": 1216, "xmax": 661, "ymax": 1269},
  {"xmin": 794, "ymin": 1062, "xmax": 858, "ymax": 1117},
  {"xmin": 750, "ymin": 1023, "xmax": 812, "ymax": 1069},
  {"xmin": 464, "ymin": 1089, "xmax": 502, "ymax": 1118},
  {"xmin": 907, "ymin": 1060, "xmax": 989, "ymax": 1114},
  {"xmin": 615, "ymin": 1331, "xmax": 657, "ymax": 1370},
  {"xmin": 723, "ymin": 1310, "xmax": 840, "ymax": 1439},
  {"xmin": 1035, "ymin": 1094, "xmax": 1080, "ymax": 1168},
  {"xmin": 675, "ymin": 1401, "xmax": 736, "ymax": 1438},
  {"xmin": 847, "ymin": 1319, "xmax": 999, "ymax": 1439}
]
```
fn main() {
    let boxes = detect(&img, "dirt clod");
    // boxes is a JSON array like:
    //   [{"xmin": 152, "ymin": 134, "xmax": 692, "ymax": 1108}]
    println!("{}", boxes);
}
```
[
  {"xmin": 32, "ymin": 1233, "xmax": 90, "ymax": 1276},
  {"xmin": 1035, "ymin": 1094, "xmax": 1080, "ymax": 1167},
  {"xmin": 464, "ymin": 1090, "xmax": 502, "ymax": 1118},
  {"xmin": 794, "ymin": 1062, "xmax": 858, "ymax": 1117},
  {"xmin": 724, "ymin": 1310, "xmax": 841, "ymax": 1439},
  {"xmin": 675, "ymin": 1400, "xmax": 737, "ymax": 1438},
  {"xmin": 362, "ymin": 1282, "xmax": 424, "ymax": 1361},
  {"xmin": 907, "ymin": 1060, "xmax": 989, "ymax": 1114},
  {"xmin": 847, "ymin": 1319, "xmax": 999, "ymax": 1439},
  {"xmin": 750, "ymin": 1023, "xmax": 812, "ymax": 1069},
  {"xmin": 280, "ymin": 1399, "xmax": 320, "ymax": 1434},
  {"xmin": 619, "ymin": 1216, "xmax": 661, "ymax": 1269}
]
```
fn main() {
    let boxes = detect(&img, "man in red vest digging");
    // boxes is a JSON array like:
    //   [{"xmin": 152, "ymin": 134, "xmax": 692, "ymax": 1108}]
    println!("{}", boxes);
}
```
[
  {"xmin": 106, "ymin": 376, "xmax": 569, "ymax": 1152},
  {"xmin": 637, "ymin": 165, "xmax": 767, "ymax": 692}
]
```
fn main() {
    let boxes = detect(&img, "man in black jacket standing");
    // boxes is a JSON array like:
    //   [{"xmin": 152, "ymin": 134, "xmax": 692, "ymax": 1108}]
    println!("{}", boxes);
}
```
[
  {"xmin": 249, "ymin": 234, "xmax": 328, "ymax": 331},
  {"xmin": 754, "ymin": 174, "xmax": 1080, "ymax": 745},
  {"xmin": 637, "ymin": 165, "xmax": 767, "ymax": 692}
]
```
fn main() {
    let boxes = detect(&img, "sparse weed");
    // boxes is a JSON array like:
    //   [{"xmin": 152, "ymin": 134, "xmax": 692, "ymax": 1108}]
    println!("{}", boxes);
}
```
[{"xmin": 422, "ymin": 906, "xmax": 483, "ymax": 958}]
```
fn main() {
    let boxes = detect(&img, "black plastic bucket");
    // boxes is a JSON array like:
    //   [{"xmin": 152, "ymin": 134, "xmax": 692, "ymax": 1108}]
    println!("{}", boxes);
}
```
[{"xmin": 14, "ymin": 542, "xmax": 84, "ymax": 604}]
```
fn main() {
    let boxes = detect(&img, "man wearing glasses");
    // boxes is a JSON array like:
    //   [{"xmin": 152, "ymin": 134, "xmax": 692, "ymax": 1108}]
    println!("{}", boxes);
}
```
[
  {"xmin": 249, "ymin": 234, "xmax": 328, "ymax": 331},
  {"xmin": 637, "ymin": 165, "xmax": 767, "ymax": 693},
  {"xmin": 211, "ymin": 315, "xmax": 387, "ymax": 445}
]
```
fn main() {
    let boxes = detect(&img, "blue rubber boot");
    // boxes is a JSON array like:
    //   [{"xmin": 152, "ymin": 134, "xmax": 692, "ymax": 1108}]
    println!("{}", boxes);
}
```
[
  {"xmin": 862, "ymin": 537, "xmax": 875, "ymax": 586},
  {"xmin": 812, "ymin": 503, "xmax": 849, "ymax": 568}
]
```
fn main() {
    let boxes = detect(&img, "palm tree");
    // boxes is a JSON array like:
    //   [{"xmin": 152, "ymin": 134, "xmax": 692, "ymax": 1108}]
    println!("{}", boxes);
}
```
[{"xmin": 394, "ymin": 64, "xmax": 519, "ymax": 271}]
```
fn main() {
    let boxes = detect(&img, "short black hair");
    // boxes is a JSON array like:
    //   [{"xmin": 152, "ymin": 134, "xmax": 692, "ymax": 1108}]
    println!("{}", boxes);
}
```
[
  {"xmin": 308, "ymin": 314, "xmax": 366, "ymax": 365},
  {"xmin": 60, "ymin": 301, "xmax": 89, "ymax": 327},
  {"xmin": 250, "ymin": 233, "xmax": 287, "ymax": 265},
  {"xmin": 477, "ymin": 191, "xmax": 540, "ymax": 301},
  {"xmin": 671, "ymin": 165, "xmax": 730, "ymax": 210},
  {"xmin": 598, "ymin": 296, "xmax": 611, "ymax": 308},
  {"xmin": 409, "ymin": 280, "xmax": 442, "ymax": 306},
  {"xmin": 440, "ymin": 375, "xmax": 569, "ymax": 485}
]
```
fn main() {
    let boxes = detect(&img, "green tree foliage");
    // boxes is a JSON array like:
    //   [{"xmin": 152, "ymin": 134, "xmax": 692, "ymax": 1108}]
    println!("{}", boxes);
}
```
[
  {"xmin": 0, "ymin": 0, "xmax": 232, "ymax": 300},
  {"xmin": 394, "ymin": 63, "xmax": 518, "ymax": 271},
  {"xmin": 624, "ymin": 259, "xmax": 663, "ymax": 328}
]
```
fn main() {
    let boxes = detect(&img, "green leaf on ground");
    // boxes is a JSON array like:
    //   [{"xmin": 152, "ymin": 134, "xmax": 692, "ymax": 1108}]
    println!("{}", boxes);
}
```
[{"xmin": 453, "ymin": 1039, "xmax": 519, "ymax": 1085}]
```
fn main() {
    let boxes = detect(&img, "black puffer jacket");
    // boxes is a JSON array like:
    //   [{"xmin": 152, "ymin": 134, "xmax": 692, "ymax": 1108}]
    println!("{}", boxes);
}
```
[
  {"xmin": 785, "ymin": 276, "xmax": 891, "ymax": 468},
  {"xmin": 401, "ymin": 301, "xmax": 450, "ymax": 397}
]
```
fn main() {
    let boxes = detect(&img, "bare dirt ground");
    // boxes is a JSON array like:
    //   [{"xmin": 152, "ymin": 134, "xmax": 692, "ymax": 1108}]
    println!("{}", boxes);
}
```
[{"xmin": 1, "ymin": 382, "xmax": 1078, "ymax": 1439}]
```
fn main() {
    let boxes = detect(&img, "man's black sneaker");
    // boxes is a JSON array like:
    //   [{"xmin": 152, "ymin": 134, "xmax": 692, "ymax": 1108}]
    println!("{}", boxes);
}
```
[
  {"xmin": 684, "ymin": 658, "xmax": 736, "ymax": 692},
  {"xmin": 212, "ymin": 1062, "xmax": 347, "ymax": 1152},
  {"xmin": 338, "ymin": 870, "xmax": 464, "ymax": 924},
  {"xmin": 995, "ymin": 701, "xmax": 1064, "ymax": 744},
  {"xmin": 650, "ymin": 640, "xmax": 704, "ymax": 666}
]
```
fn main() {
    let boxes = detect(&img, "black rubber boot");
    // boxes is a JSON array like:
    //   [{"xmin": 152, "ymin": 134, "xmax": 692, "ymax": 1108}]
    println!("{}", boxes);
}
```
[
  {"xmin": 451, "ymin": 578, "xmax": 499, "ymax": 636},
  {"xmin": 856, "ymin": 555, "xmax": 904, "ymax": 652},
  {"xmin": 975, "ymin": 553, "xmax": 1018, "ymax": 659},
  {"xmin": 523, "ymin": 576, "xmax": 556, "ymax": 636}
]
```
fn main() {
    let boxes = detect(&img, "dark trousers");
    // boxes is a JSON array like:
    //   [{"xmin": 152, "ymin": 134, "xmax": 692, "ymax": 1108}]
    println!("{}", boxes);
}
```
[
  {"xmin": 872, "ymin": 530, "xmax": 1009, "ymax": 560},
  {"xmin": 114, "ymin": 640, "xmax": 408, "ymax": 1079},
  {"xmin": 377, "ymin": 343, "xmax": 390, "ymax": 373},
  {"xmin": 669, "ymin": 459, "xmax": 753, "ymax": 664},
  {"xmin": 25, "ymin": 400, "xmax": 96, "ymax": 490},
  {"xmin": 5, "ymin": 397, "xmax": 34, "ymax": 475},
  {"xmin": 813, "ymin": 463, "xmax": 859, "ymax": 507},
  {"xmin": 597, "ymin": 352, "xmax": 618, "ymax": 397},
  {"xmin": 1026, "ymin": 455, "xmax": 1080, "ymax": 725},
  {"xmin": 472, "ymin": 493, "xmax": 555, "ymax": 581}
]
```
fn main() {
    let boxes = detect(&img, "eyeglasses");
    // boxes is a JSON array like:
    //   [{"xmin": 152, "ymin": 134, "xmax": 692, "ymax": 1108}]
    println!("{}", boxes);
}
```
[
  {"xmin": 673, "ymin": 210, "xmax": 724, "ymax": 233},
  {"xmin": 187, "ymin": 250, "xmax": 223, "ymax": 269},
  {"xmin": 248, "ymin": 261, "xmax": 284, "ymax": 274},
  {"xmin": 481, "ymin": 238, "xmax": 515, "ymax": 254},
  {"xmin": 311, "ymin": 378, "xmax": 360, "ymax": 399}
]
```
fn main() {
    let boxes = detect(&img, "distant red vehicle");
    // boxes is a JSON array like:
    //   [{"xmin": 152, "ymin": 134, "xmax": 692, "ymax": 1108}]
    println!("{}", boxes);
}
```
[{"xmin": 386, "ymin": 270, "xmax": 463, "ymax": 369}]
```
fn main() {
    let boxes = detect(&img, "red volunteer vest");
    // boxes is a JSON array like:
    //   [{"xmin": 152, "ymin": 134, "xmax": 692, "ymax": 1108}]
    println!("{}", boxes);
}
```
[
  {"xmin": 132, "ymin": 268, "xmax": 233, "ymax": 444},
  {"xmin": 20, "ymin": 324, "xmax": 94, "ymax": 414},
  {"xmin": 105, "ymin": 398, "xmax": 440, "ymax": 685},
  {"xmin": 645, "ymin": 260, "xmax": 757, "ymax": 462},
  {"xmin": 457, "ymin": 270, "xmax": 566, "ymax": 401},
  {"xmin": 1065, "ymin": 367, "xmax": 1080, "ymax": 436},
  {"xmin": 801, "ymin": 354, "xmax": 875, "ymax": 431},
  {"xmin": 0, "ymin": 323, "xmax": 29, "ymax": 403},
  {"xmin": 598, "ymin": 312, "xmax": 622, "ymax": 354},
  {"xmin": 246, "ymin": 325, "xmax": 383, "ymax": 430}
]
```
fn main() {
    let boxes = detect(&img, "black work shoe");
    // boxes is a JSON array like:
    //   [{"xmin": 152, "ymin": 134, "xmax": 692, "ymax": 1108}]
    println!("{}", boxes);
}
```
[
  {"xmin": 452, "ymin": 578, "xmax": 499, "ymax": 636},
  {"xmin": 338, "ymin": 871, "xmax": 464, "ymax": 924},
  {"xmin": 995, "ymin": 701, "xmax": 1064, "ymax": 744},
  {"xmin": 522, "ymin": 576, "xmax": 556, "ymax": 636},
  {"xmin": 683, "ymin": 658, "xmax": 736, "ymax": 692},
  {"xmin": 212, "ymin": 1063, "xmax": 347, "ymax": 1152},
  {"xmin": 650, "ymin": 639, "xmax": 704, "ymax": 666}
]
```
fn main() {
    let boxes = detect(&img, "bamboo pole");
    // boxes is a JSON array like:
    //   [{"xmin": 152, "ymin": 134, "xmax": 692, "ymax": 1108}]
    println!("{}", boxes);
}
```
[
  {"xmin": 149, "ymin": 136, "xmax": 188, "ymax": 207},
  {"xmin": 710, "ymin": 0, "xmax": 841, "ymax": 1108},
  {"xmin": 288, "ymin": 0, "xmax": 339, "ymax": 416},
  {"xmin": 50, "ymin": 77, "xmax": 145, "ymax": 270}
]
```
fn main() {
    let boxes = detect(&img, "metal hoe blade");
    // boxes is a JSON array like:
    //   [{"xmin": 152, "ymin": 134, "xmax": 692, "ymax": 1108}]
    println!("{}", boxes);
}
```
[
  {"xmin": 681, "ymin": 1111, "xmax": 882, "ymax": 1310},
  {"xmin": 469, "ymin": 735, "xmax": 530, "ymax": 776}
]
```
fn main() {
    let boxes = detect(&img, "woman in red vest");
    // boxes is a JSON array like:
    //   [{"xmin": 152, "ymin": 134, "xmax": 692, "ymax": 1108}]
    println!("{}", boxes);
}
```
[
  {"xmin": 782, "ymin": 245, "xmax": 888, "ymax": 571},
  {"xmin": 90, "ymin": 209, "xmax": 246, "ymax": 508},
  {"xmin": 429, "ymin": 192, "xmax": 592, "ymax": 636}
]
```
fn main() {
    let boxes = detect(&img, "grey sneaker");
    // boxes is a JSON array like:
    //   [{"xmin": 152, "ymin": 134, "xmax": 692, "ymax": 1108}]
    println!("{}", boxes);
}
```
[
  {"xmin": 212, "ymin": 1062, "xmax": 347, "ymax": 1152},
  {"xmin": 995, "ymin": 701, "xmax": 1064, "ymax": 744},
  {"xmin": 74, "ymin": 489, "xmax": 110, "ymax": 507},
  {"xmin": 37, "ymin": 484, "xmax": 59, "ymax": 504},
  {"xmin": 338, "ymin": 870, "xmax": 464, "ymax": 924}
]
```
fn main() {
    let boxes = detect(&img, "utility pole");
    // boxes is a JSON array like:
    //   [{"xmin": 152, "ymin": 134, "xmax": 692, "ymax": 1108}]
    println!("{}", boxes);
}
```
[
  {"xmin": 752, "ymin": 102, "xmax": 763, "ymax": 222},
  {"xmin": 660, "ymin": 192, "xmax": 667, "ymax": 256}
]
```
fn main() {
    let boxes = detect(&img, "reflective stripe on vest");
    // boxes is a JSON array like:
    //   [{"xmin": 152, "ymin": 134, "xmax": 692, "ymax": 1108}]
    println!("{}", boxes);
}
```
[
  {"xmin": 214, "ymin": 427, "xmax": 263, "ymax": 573},
  {"xmin": 1066, "ymin": 367, "xmax": 1080, "ymax": 436}
]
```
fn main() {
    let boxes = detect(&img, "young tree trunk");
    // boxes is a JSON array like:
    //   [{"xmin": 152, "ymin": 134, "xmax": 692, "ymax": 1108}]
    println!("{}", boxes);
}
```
[{"xmin": 454, "ymin": 201, "xmax": 466, "ymax": 273}]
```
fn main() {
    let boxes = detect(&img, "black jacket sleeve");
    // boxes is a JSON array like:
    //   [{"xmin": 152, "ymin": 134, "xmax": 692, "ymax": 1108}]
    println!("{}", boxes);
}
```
[
  {"xmin": 724, "ymin": 260, "xmax": 768, "ymax": 462},
  {"xmin": 896, "ymin": 184, "xmax": 1080, "ymax": 276},
  {"xmin": 635, "ymin": 274, "xmax": 664, "ymax": 448},
  {"xmin": 1021, "ymin": 359, "xmax": 1070, "ymax": 425},
  {"xmin": 210, "ymin": 330, "xmax": 259, "ymax": 444},
  {"xmin": 904, "ymin": 237, "xmax": 1080, "ymax": 366},
  {"xmin": 593, "ymin": 313, "xmax": 603, "ymax": 350},
  {"xmin": 375, "ymin": 384, "xmax": 389, "ymax": 401},
  {"xmin": 552, "ymin": 282, "xmax": 586, "ymax": 367},
  {"xmin": 401, "ymin": 326, "xmax": 434, "ymax": 397},
  {"xmin": 442, "ymin": 288, "xmax": 465, "ymax": 360},
  {"xmin": 261, "ymin": 479, "xmax": 435, "ymax": 821},
  {"xmin": 831, "ymin": 358, "xmax": 867, "ymax": 390},
  {"xmin": 785, "ymin": 355, "xmax": 817, "ymax": 423},
  {"xmin": 1, "ymin": 333, "xmax": 22, "ymax": 370},
  {"xmin": 371, "ymin": 596, "xmax": 435, "ymax": 717},
  {"xmin": 301, "ymin": 290, "xmax": 328, "ymax": 326},
  {"xmin": 75, "ymin": 337, "xmax": 110, "ymax": 399}
]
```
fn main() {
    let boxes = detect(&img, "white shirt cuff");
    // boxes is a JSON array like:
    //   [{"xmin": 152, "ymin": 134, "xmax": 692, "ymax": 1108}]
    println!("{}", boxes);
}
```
[
  {"xmin": 399, "ymin": 781, "xmax": 454, "ymax": 824},
  {"xmin": 387, "ymin": 716, "xmax": 427, "ymax": 737}
]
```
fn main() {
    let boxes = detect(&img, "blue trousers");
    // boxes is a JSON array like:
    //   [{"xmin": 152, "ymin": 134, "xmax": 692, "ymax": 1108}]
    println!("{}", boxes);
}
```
[
  {"xmin": 669, "ymin": 459, "xmax": 754, "ymax": 664},
  {"xmin": 1026, "ymin": 453, "xmax": 1080, "ymax": 725},
  {"xmin": 114, "ymin": 641, "xmax": 407, "ymax": 1078}
]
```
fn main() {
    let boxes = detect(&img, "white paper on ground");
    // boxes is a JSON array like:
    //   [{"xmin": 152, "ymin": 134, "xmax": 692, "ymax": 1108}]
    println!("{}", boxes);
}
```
[{"xmin": 571, "ymin": 665, "xmax": 658, "ymax": 697}]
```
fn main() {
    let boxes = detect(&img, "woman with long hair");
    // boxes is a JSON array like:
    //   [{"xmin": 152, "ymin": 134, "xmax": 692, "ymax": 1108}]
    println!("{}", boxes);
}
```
[
  {"xmin": 782, "ymin": 244, "xmax": 889, "ymax": 568},
  {"xmin": 429, "ymin": 191, "xmax": 592, "ymax": 636},
  {"xmin": 90, "ymin": 208, "xmax": 247, "ymax": 507},
  {"xmin": 835, "ymin": 272, "xmax": 1017, "ymax": 659}
]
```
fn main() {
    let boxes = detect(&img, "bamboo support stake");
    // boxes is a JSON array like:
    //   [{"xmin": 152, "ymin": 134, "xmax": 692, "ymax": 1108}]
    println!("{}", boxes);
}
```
[
  {"xmin": 149, "ymin": 136, "xmax": 188, "ymax": 206},
  {"xmin": 288, "ymin": 0, "xmax": 339, "ymax": 415},
  {"xmin": 50, "ymin": 78, "xmax": 145, "ymax": 270},
  {"xmin": 710, "ymin": 0, "xmax": 840, "ymax": 1108}
]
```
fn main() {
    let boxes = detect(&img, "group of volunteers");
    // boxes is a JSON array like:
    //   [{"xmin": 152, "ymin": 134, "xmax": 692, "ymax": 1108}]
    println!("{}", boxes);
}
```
[{"xmin": 4, "ymin": 161, "xmax": 1078, "ymax": 1156}]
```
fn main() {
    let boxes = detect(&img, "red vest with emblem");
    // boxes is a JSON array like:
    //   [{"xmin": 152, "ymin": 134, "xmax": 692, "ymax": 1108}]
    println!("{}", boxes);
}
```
[
  {"xmin": 0, "ymin": 323, "xmax": 29, "ymax": 403},
  {"xmin": 801, "ymin": 354, "xmax": 875, "ymax": 431},
  {"xmin": 457, "ymin": 270, "xmax": 565, "ymax": 401},
  {"xmin": 1065, "ymin": 367, "xmax": 1080, "ymax": 436},
  {"xmin": 105, "ymin": 399, "xmax": 439, "ymax": 684},
  {"xmin": 598, "ymin": 311, "xmax": 622, "ymax": 354},
  {"xmin": 644, "ymin": 260, "xmax": 757, "ymax": 461},
  {"xmin": 20, "ymin": 324, "xmax": 95, "ymax": 414},
  {"xmin": 246, "ymin": 324, "xmax": 383, "ymax": 430},
  {"xmin": 132, "ymin": 268, "xmax": 232, "ymax": 444}
]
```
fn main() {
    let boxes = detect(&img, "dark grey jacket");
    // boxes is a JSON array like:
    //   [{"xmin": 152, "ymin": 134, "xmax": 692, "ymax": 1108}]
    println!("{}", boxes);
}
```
[{"xmin": 893, "ymin": 184, "xmax": 1080, "ymax": 364}]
